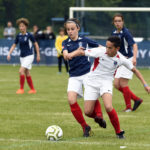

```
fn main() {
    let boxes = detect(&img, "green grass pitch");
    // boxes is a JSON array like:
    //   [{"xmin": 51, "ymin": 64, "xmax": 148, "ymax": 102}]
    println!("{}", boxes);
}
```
[{"xmin": 0, "ymin": 65, "xmax": 150, "ymax": 150}]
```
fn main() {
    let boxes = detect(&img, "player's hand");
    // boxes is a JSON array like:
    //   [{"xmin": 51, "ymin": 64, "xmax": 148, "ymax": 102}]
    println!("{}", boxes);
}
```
[
  {"xmin": 77, "ymin": 47, "xmax": 85, "ymax": 55},
  {"xmin": 67, "ymin": 53, "xmax": 73, "ymax": 60},
  {"xmin": 36, "ymin": 55, "xmax": 40, "ymax": 62},
  {"xmin": 7, "ymin": 55, "xmax": 11, "ymax": 61},
  {"xmin": 132, "ymin": 57, "xmax": 137, "ymax": 66},
  {"xmin": 145, "ymin": 86, "xmax": 150, "ymax": 93}
]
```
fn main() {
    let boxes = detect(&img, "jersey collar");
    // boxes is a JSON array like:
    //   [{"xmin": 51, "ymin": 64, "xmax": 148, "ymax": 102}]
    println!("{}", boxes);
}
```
[
  {"xmin": 19, "ymin": 32, "xmax": 28, "ymax": 35},
  {"xmin": 68, "ymin": 36, "xmax": 83, "ymax": 42}
]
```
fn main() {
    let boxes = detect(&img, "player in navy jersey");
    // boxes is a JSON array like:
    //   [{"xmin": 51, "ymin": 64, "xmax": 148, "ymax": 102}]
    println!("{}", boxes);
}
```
[
  {"xmin": 7, "ymin": 18, "xmax": 40, "ymax": 94},
  {"xmin": 111, "ymin": 14, "xmax": 143, "ymax": 112},
  {"xmin": 62, "ymin": 18, "xmax": 106, "ymax": 137}
]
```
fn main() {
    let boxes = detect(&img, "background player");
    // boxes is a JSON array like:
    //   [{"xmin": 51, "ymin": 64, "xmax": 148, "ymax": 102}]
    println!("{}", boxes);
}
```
[
  {"xmin": 7, "ymin": 18, "xmax": 40, "ymax": 94},
  {"xmin": 112, "ymin": 13, "xmax": 142, "ymax": 112},
  {"xmin": 62, "ymin": 18, "xmax": 106, "ymax": 137},
  {"xmin": 55, "ymin": 27, "xmax": 69, "ymax": 74},
  {"xmin": 67, "ymin": 36, "xmax": 150, "ymax": 139}
]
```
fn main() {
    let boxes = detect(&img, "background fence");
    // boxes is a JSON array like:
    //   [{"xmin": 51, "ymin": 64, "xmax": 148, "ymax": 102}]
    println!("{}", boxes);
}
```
[{"xmin": 0, "ymin": 39, "xmax": 150, "ymax": 67}]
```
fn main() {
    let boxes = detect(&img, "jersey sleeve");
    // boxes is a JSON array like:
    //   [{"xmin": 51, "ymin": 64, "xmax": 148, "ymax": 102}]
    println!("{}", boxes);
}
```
[
  {"xmin": 29, "ymin": 33, "xmax": 36, "ymax": 43},
  {"xmin": 85, "ymin": 37, "xmax": 99, "ymax": 48},
  {"xmin": 119, "ymin": 53, "xmax": 134, "ymax": 70},
  {"xmin": 62, "ymin": 40, "xmax": 68, "ymax": 52},
  {"xmin": 85, "ymin": 47, "xmax": 106, "ymax": 58},
  {"xmin": 14, "ymin": 34, "xmax": 19, "ymax": 44},
  {"xmin": 124, "ymin": 29, "xmax": 135, "ymax": 46}
]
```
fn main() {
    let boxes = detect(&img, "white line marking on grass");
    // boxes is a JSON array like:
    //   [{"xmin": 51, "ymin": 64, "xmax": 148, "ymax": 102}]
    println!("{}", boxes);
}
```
[
  {"xmin": 0, "ymin": 138, "xmax": 150, "ymax": 147},
  {"xmin": 0, "ymin": 79, "xmax": 17, "ymax": 82},
  {"xmin": 0, "ymin": 112, "xmax": 71, "ymax": 116}
]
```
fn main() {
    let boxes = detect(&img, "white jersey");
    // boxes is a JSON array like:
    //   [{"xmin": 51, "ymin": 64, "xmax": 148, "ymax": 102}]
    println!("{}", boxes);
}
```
[{"xmin": 85, "ymin": 47, "xmax": 134, "ymax": 81}]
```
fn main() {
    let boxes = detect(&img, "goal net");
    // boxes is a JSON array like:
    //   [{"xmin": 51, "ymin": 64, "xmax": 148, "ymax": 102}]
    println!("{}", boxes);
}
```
[
  {"xmin": 69, "ymin": 7, "xmax": 150, "ymax": 40},
  {"xmin": 69, "ymin": 7, "xmax": 150, "ymax": 67}
]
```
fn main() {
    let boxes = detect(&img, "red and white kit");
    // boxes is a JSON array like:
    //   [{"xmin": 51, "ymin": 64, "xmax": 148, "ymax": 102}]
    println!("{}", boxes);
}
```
[{"xmin": 83, "ymin": 47, "xmax": 134, "ymax": 100}]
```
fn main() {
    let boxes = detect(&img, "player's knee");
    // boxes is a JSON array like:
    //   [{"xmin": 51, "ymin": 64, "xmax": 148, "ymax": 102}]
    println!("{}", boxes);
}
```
[
  {"xmin": 84, "ymin": 109, "xmax": 93, "ymax": 117},
  {"xmin": 114, "ymin": 82, "xmax": 119, "ymax": 89},
  {"xmin": 105, "ymin": 105, "xmax": 113, "ymax": 112},
  {"xmin": 19, "ymin": 70, "xmax": 25, "ymax": 75},
  {"xmin": 68, "ymin": 98, "xmax": 76, "ymax": 105}
]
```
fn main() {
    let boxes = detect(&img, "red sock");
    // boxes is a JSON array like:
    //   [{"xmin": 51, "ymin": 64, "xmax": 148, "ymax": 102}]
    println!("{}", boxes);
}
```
[
  {"xmin": 26, "ymin": 76, "xmax": 34, "ymax": 90},
  {"xmin": 70, "ymin": 102, "xmax": 88, "ymax": 131},
  {"xmin": 89, "ymin": 100, "xmax": 103, "ymax": 118},
  {"xmin": 119, "ymin": 86, "xmax": 131, "ymax": 109},
  {"xmin": 128, "ymin": 88, "xmax": 140, "ymax": 101},
  {"xmin": 20, "ymin": 75, "xmax": 25, "ymax": 89},
  {"xmin": 107, "ymin": 108, "xmax": 121, "ymax": 134}
]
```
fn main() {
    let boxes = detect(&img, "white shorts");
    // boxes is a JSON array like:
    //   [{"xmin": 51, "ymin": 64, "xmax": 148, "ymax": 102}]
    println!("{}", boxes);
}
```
[
  {"xmin": 67, "ymin": 73, "xmax": 88, "ymax": 98},
  {"xmin": 20, "ymin": 55, "xmax": 34, "ymax": 70},
  {"xmin": 84, "ymin": 79, "xmax": 113, "ymax": 101},
  {"xmin": 115, "ymin": 57, "xmax": 133, "ymax": 79}
]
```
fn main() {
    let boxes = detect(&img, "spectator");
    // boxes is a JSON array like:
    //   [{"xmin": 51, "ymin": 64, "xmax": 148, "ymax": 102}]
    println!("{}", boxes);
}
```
[
  {"xmin": 44, "ymin": 26, "xmax": 56, "ymax": 40},
  {"xmin": 3, "ymin": 21, "xmax": 16, "ymax": 40},
  {"xmin": 55, "ymin": 27, "xmax": 69, "ymax": 74},
  {"xmin": 32, "ymin": 25, "xmax": 44, "ymax": 42}
]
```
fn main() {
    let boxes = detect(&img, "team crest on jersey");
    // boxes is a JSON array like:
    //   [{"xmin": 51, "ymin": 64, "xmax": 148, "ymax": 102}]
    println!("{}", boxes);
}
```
[
  {"xmin": 79, "ymin": 42, "xmax": 82, "ymax": 47},
  {"xmin": 114, "ymin": 61, "xmax": 117, "ymax": 66},
  {"xmin": 24, "ymin": 37, "xmax": 27, "ymax": 41}
]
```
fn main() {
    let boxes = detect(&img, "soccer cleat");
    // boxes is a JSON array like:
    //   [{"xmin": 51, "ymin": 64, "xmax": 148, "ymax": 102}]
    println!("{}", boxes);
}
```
[
  {"xmin": 123, "ymin": 108, "xmax": 132, "ymax": 112},
  {"xmin": 132, "ymin": 99, "xmax": 143, "ymax": 111},
  {"xmin": 28, "ymin": 89, "xmax": 37, "ymax": 94},
  {"xmin": 116, "ymin": 130, "xmax": 125, "ymax": 139},
  {"xmin": 94, "ymin": 116, "xmax": 107, "ymax": 128},
  {"xmin": 16, "ymin": 89, "xmax": 24, "ymax": 94},
  {"xmin": 83, "ymin": 125, "xmax": 91, "ymax": 137}
]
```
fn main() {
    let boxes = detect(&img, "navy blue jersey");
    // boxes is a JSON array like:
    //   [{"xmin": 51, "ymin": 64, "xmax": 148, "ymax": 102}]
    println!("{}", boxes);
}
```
[
  {"xmin": 62, "ymin": 36, "xmax": 99, "ymax": 77},
  {"xmin": 111, "ymin": 27, "xmax": 135, "ymax": 58},
  {"xmin": 14, "ymin": 32, "xmax": 36, "ymax": 57}
]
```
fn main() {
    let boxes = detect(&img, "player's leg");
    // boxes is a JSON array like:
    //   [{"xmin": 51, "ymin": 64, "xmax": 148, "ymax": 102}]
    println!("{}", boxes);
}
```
[
  {"xmin": 16, "ymin": 66, "xmax": 26, "ymax": 94},
  {"xmin": 63, "ymin": 56, "xmax": 69, "ymax": 73},
  {"xmin": 84, "ymin": 100, "xmax": 96, "ymax": 117},
  {"xmin": 25, "ymin": 69, "xmax": 36, "ymax": 94},
  {"xmin": 119, "ymin": 78, "xmax": 143, "ymax": 111},
  {"xmin": 115, "ymin": 63, "xmax": 142, "ymax": 111},
  {"xmin": 102, "ymin": 93, "xmax": 124, "ymax": 139},
  {"xmin": 21, "ymin": 55, "xmax": 36, "ymax": 94},
  {"xmin": 83, "ymin": 75, "xmax": 104, "ymax": 120},
  {"xmin": 68, "ymin": 91, "xmax": 90, "ymax": 136},
  {"xmin": 84, "ymin": 84, "xmax": 106, "ymax": 128},
  {"xmin": 67, "ymin": 77, "xmax": 90, "ymax": 136},
  {"xmin": 116, "ymin": 78, "xmax": 132, "ymax": 111},
  {"xmin": 58, "ymin": 56, "xmax": 62, "ymax": 73}
]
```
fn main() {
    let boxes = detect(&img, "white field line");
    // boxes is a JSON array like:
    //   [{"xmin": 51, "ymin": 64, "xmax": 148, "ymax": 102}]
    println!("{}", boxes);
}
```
[
  {"xmin": 0, "ymin": 112, "xmax": 71, "ymax": 116},
  {"xmin": 0, "ymin": 111, "xmax": 149, "ymax": 118},
  {"xmin": 0, "ymin": 138, "xmax": 150, "ymax": 147},
  {"xmin": 0, "ymin": 79, "xmax": 17, "ymax": 82}
]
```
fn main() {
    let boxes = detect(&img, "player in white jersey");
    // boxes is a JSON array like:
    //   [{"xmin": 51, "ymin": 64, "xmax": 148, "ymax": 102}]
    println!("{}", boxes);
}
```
[{"xmin": 68, "ymin": 36, "xmax": 150, "ymax": 139}]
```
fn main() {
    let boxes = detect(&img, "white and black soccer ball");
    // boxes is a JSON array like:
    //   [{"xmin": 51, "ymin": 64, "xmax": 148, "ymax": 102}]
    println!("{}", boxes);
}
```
[{"xmin": 45, "ymin": 125, "xmax": 63, "ymax": 141}]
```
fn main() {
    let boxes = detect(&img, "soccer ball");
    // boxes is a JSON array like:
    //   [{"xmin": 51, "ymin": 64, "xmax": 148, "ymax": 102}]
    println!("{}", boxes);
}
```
[{"xmin": 45, "ymin": 125, "xmax": 63, "ymax": 141}]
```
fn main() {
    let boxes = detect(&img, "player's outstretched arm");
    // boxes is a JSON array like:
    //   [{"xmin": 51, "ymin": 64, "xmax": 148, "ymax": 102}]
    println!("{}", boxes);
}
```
[
  {"xmin": 132, "ymin": 43, "xmax": 138, "ymax": 66},
  {"xmin": 132, "ymin": 67, "xmax": 150, "ymax": 93},
  {"xmin": 7, "ymin": 44, "xmax": 16, "ymax": 61},
  {"xmin": 34, "ymin": 42, "xmax": 40, "ymax": 62}
]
